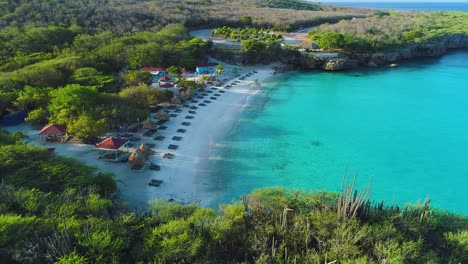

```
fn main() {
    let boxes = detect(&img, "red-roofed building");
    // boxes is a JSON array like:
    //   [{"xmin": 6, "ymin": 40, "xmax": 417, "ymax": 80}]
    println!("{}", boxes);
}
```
[
  {"xmin": 141, "ymin": 67, "xmax": 166, "ymax": 83},
  {"xmin": 96, "ymin": 137, "xmax": 129, "ymax": 149},
  {"xmin": 38, "ymin": 124, "xmax": 67, "ymax": 144},
  {"xmin": 39, "ymin": 124, "xmax": 66, "ymax": 135},
  {"xmin": 159, "ymin": 83, "xmax": 174, "ymax": 88},
  {"xmin": 159, "ymin": 75, "xmax": 171, "ymax": 82},
  {"xmin": 181, "ymin": 68, "xmax": 194, "ymax": 74},
  {"xmin": 95, "ymin": 137, "xmax": 130, "ymax": 161}
]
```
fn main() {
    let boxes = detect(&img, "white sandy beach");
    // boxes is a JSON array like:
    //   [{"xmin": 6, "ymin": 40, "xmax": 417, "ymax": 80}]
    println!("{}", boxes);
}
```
[{"xmin": 3, "ymin": 63, "xmax": 277, "ymax": 209}]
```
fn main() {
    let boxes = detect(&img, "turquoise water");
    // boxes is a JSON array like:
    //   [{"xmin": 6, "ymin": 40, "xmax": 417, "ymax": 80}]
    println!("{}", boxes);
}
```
[{"xmin": 203, "ymin": 50, "xmax": 468, "ymax": 215}]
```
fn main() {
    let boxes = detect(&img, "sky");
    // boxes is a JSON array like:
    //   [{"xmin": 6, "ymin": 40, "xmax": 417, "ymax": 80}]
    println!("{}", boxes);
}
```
[{"xmin": 307, "ymin": 0, "xmax": 468, "ymax": 2}]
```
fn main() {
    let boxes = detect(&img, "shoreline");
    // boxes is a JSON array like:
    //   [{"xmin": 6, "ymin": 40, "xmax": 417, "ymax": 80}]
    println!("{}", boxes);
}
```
[
  {"xmin": 289, "ymin": 46, "xmax": 468, "ymax": 71},
  {"xmin": 144, "ymin": 65, "xmax": 276, "ymax": 208},
  {"xmin": 2, "ymin": 63, "xmax": 278, "ymax": 210}
]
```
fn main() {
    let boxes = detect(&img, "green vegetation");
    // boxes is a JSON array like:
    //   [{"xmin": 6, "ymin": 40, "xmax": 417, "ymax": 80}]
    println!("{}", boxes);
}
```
[
  {"xmin": 255, "ymin": 0, "xmax": 322, "ymax": 11},
  {"xmin": 1, "ymin": 2, "xmax": 468, "ymax": 262},
  {"xmin": 0, "ymin": 24, "xmax": 205, "ymax": 141},
  {"xmin": 0, "ymin": 144, "xmax": 115, "ymax": 195},
  {"xmin": 0, "ymin": 0, "xmax": 369, "ymax": 33},
  {"xmin": 0, "ymin": 0, "xmax": 371, "ymax": 141},
  {"xmin": 240, "ymin": 40, "xmax": 300, "ymax": 64},
  {"xmin": 209, "ymin": 27, "xmax": 298, "ymax": 64},
  {"xmin": 212, "ymin": 27, "xmax": 282, "ymax": 42},
  {"xmin": 309, "ymin": 11, "xmax": 468, "ymax": 52},
  {"xmin": 0, "ymin": 130, "xmax": 466, "ymax": 263}
]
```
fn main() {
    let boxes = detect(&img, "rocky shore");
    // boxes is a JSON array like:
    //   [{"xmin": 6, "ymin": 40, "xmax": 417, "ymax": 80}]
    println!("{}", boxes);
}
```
[{"xmin": 288, "ymin": 33, "xmax": 468, "ymax": 71}]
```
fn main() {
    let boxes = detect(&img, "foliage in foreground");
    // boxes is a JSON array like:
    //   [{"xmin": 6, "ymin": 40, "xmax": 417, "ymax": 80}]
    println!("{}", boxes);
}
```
[
  {"xmin": 0, "ymin": 140, "xmax": 466, "ymax": 263},
  {"xmin": 309, "ymin": 11, "xmax": 468, "ymax": 52},
  {"xmin": 0, "ymin": 143, "xmax": 116, "ymax": 195},
  {"xmin": 1, "ymin": 186, "xmax": 467, "ymax": 263}
]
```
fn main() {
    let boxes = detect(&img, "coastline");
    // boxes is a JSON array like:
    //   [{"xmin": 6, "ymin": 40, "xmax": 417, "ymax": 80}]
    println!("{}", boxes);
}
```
[
  {"xmin": 2, "ymin": 63, "xmax": 278, "ymax": 210},
  {"xmin": 142, "ymin": 65, "xmax": 276, "ymax": 208}
]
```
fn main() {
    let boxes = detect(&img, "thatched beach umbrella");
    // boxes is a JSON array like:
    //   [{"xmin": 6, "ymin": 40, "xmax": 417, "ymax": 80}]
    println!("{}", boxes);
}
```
[
  {"xmin": 170, "ymin": 96, "xmax": 182, "ymax": 105},
  {"xmin": 138, "ymin": 143, "xmax": 154, "ymax": 156},
  {"xmin": 185, "ymin": 88, "xmax": 194, "ymax": 98},
  {"xmin": 155, "ymin": 110, "xmax": 170, "ymax": 121},
  {"xmin": 128, "ymin": 150, "xmax": 145, "ymax": 166},
  {"xmin": 142, "ymin": 118, "xmax": 156, "ymax": 130},
  {"xmin": 178, "ymin": 92, "xmax": 189, "ymax": 101}
]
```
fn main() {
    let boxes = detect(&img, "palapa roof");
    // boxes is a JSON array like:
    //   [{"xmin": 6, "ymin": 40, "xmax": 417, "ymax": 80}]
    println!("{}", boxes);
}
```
[
  {"xmin": 159, "ymin": 83, "xmax": 174, "ymax": 88},
  {"xmin": 38, "ymin": 124, "xmax": 66, "ymax": 135},
  {"xmin": 159, "ymin": 75, "xmax": 171, "ymax": 82},
  {"xmin": 128, "ymin": 150, "xmax": 145, "ymax": 165},
  {"xmin": 155, "ymin": 110, "xmax": 170, "ymax": 121},
  {"xmin": 95, "ymin": 137, "xmax": 129, "ymax": 150},
  {"xmin": 142, "ymin": 118, "xmax": 156, "ymax": 129},
  {"xmin": 138, "ymin": 143, "xmax": 152, "ymax": 156}
]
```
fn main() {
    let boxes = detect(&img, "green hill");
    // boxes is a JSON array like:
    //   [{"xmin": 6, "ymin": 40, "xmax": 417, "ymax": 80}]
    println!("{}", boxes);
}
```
[{"xmin": 0, "ymin": 0, "xmax": 370, "ymax": 33}]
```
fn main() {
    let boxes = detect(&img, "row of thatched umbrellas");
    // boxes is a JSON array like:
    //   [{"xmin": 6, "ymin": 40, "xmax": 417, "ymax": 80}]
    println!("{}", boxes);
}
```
[
  {"xmin": 129, "ymin": 86, "xmax": 214, "ymax": 167},
  {"xmin": 128, "ymin": 110, "xmax": 170, "ymax": 166}
]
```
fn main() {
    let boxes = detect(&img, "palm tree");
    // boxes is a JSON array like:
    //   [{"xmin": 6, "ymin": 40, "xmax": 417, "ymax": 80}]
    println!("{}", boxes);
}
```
[{"xmin": 216, "ymin": 64, "xmax": 224, "ymax": 81}]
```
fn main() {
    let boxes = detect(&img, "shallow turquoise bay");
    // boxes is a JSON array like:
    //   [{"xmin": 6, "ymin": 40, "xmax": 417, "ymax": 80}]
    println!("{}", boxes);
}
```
[{"xmin": 202, "ymin": 51, "xmax": 468, "ymax": 215}]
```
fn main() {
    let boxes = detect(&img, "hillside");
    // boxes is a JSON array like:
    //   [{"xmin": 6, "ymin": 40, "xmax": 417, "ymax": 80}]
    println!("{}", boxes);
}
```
[
  {"xmin": 0, "ymin": 0, "xmax": 371, "ymax": 33},
  {"xmin": 309, "ymin": 11, "xmax": 468, "ymax": 52}
]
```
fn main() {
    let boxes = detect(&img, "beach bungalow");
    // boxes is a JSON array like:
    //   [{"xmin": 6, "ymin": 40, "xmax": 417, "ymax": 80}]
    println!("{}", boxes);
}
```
[
  {"xmin": 95, "ymin": 137, "xmax": 130, "ymax": 161},
  {"xmin": 159, "ymin": 75, "xmax": 171, "ymax": 83},
  {"xmin": 141, "ymin": 67, "xmax": 166, "ymax": 83},
  {"xmin": 38, "ymin": 124, "xmax": 66, "ymax": 144},
  {"xmin": 181, "ymin": 68, "xmax": 196, "ymax": 77},
  {"xmin": 158, "ymin": 75, "xmax": 176, "ymax": 89},
  {"xmin": 196, "ymin": 63, "xmax": 218, "ymax": 75}
]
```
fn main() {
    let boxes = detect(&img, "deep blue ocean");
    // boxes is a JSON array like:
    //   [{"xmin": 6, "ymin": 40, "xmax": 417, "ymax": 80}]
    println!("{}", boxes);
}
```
[
  {"xmin": 201, "ymin": 50, "xmax": 468, "ymax": 215},
  {"xmin": 322, "ymin": 2, "xmax": 468, "ymax": 12}
]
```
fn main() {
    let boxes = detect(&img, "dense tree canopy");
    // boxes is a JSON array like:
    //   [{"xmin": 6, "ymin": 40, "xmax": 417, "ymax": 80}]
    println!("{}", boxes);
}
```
[
  {"xmin": 0, "ymin": 24, "xmax": 199, "ymax": 140},
  {"xmin": 0, "ymin": 143, "xmax": 114, "ymax": 194}
]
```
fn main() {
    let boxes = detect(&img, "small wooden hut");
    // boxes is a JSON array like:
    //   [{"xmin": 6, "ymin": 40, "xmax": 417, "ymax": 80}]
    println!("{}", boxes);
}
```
[
  {"xmin": 95, "ymin": 137, "xmax": 130, "ymax": 161},
  {"xmin": 38, "ymin": 124, "xmax": 66, "ymax": 144}
]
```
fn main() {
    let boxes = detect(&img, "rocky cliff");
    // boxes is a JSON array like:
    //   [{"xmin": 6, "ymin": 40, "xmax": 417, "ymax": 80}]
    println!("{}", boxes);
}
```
[{"xmin": 289, "ymin": 34, "xmax": 468, "ymax": 71}]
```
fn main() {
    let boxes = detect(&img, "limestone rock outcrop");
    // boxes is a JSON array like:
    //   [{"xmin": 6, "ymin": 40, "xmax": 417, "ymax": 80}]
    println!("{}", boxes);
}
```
[{"xmin": 288, "ymin": 34, "xmax": 468, "ymax": 71}]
